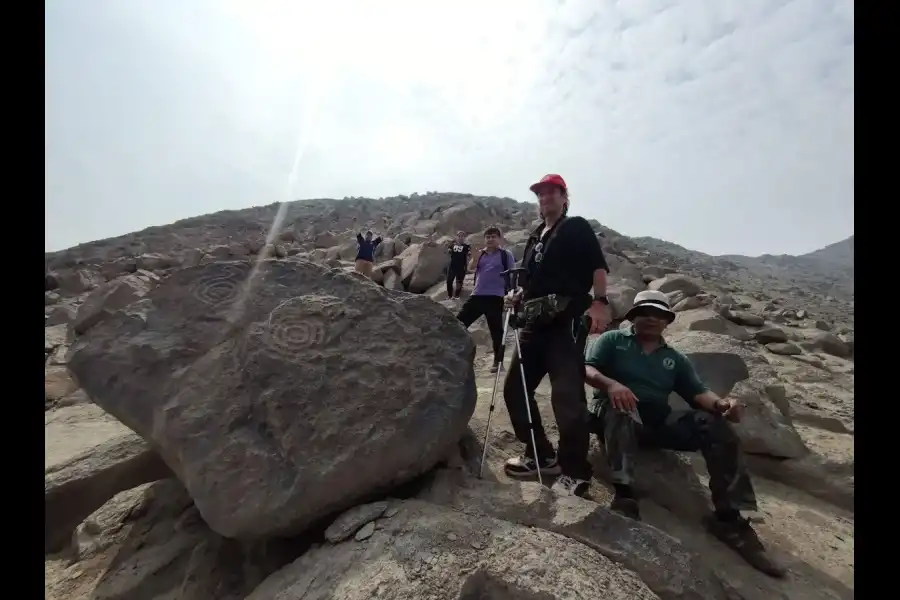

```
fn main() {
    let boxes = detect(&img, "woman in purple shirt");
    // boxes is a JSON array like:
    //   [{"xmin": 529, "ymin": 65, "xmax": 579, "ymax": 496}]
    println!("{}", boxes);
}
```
[{"xmin": 456, "ymin": 227, "xmax": 516, "ymax": 373}]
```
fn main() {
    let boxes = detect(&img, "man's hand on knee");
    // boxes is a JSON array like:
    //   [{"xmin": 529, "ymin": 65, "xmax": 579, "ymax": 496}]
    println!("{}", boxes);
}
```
[
  {"xmin": 608, "ymin": 382, "xmax": 639, "ymax": 413},
  {"xmin": 715, "ymin": 398, "xmax": 744, "ymax": 423}
]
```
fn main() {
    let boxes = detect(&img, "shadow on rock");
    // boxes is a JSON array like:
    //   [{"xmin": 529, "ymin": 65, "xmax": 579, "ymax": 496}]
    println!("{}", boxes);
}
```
[
  {"xmin": 64, "ymin": 479, "xmax": 308, "ymax": 600},
  {"xmin": 419, "ymin": 468, "xmax": 730, "ymax": 600}
]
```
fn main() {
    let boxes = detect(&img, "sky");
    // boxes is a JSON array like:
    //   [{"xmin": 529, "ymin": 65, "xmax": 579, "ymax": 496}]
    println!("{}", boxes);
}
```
[{"xmin": 45, "ymin": 0, "xmax": 853, "ymax": 256}]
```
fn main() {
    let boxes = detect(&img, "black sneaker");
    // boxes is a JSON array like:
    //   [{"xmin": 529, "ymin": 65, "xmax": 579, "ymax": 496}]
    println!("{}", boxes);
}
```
[
  {"xmin": 703, "ymin": 515, "xmax": 787, "ymax": 578},
  {"xmin": 551, "ymin": 475, "xmax": 590, "ymax": 498},
  {"xmin": 610, "ymin": 496, "xmax": 641, "ymax": 520},
  {"xmin": 489, "ymin": 362, "xmax": 503, "ymax": 374},
  {"xmin": 504, "ymin": 455, "xmax": 561, "ymax": 478}
]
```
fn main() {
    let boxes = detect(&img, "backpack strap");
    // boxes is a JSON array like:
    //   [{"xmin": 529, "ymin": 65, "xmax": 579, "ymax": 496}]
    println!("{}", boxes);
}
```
[
  {"xmin": 500, "ymin": 249, "xmax": 510, "ymax": 293},
  {"xmin": 473, "ymin": 248, "xmax": 512, "ymax": 290},
  {"xmin": 521, "ymin": 217, "xmax": 569, "ymax": 292},
  {"xmin": 473, "ymin": 251, "xmax": 484, "ymax": 285}
]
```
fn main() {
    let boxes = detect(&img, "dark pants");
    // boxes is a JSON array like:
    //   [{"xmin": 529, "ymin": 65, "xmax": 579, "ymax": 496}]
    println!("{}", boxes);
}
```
[
  {"xmin": 446, "ymin": 265, "xmax": 466, "ymax": 298},
  {"xmin": 502, "ymin": 319, "xmax": 592, "ymax": 480},
  {"xmin": 457, "ymin": 295, "xmax": 506, "ymax": 363},
  {"xmin": 599, "ymin": 403, "xmax": 759, "ymax": 512}
]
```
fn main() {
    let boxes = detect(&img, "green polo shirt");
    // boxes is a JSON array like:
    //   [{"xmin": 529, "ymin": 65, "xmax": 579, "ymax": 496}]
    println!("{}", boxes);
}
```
[{"xmin": 585, "ymin": 328, "xmax": 708, "ymax": 418}]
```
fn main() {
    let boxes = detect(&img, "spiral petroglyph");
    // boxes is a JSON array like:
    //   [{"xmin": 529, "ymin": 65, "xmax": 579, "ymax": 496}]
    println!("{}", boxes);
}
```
[
  {"xmin": 259, "ymin": 298, "xmax": 327, "ymax": 364},
  {"xmin": 191, "ymin": 264, "xmax": 249, "ymax": 308}
]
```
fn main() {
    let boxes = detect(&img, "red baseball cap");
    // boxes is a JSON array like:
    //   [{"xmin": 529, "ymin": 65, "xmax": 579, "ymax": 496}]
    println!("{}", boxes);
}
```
[{"xmin": 529, "ymin": 174, "xmax": 567, "ymax": 193}]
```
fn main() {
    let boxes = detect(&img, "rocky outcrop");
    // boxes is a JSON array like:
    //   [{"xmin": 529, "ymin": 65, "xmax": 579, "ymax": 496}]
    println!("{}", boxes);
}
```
[
  {"xmin": 43, "ymin": 193, "xmax": 855, "ymax": 600},
  {"xmin": 247, "ymin": 499, "xmax": 661, "ymax": 600},
  {"xmin": 45, "ymin": 404, "xmax": 170, "ymax": 553}
]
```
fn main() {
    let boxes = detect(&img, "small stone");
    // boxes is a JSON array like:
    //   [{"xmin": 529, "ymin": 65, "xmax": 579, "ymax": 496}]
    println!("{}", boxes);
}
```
[
  {"xmin": 470, "ymin": 541, "xmax": 482, "ymax": 549},
  {"xmin": 446, "ymin": 533, "xmax": 458, "ymax": 541},
  {"xmin": 354, "ymin": 521, "xmax": 375, "ymax": 541},
  {"xmin": 765, "ymin": 342, "xmax": 802, "ymax": 356},
  {"xmin": 325, "ymin": 501, "xmax": 389, "ymax": 543},
  {"xmin": 755, "ymin": 327, "xmax": 787, "ymax": 344}
]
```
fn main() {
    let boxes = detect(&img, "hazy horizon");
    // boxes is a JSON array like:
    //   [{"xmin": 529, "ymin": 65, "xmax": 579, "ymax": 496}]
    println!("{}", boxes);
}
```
[{"xmin": 46, "ymin": 0, "xmax": 853, "ymax": 256}]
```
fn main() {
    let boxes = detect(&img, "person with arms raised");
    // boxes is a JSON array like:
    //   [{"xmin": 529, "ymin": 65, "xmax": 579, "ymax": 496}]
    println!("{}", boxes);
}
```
[{"xmin": 354, "ymin": 230, "xmax": 382, "ymax": 278}]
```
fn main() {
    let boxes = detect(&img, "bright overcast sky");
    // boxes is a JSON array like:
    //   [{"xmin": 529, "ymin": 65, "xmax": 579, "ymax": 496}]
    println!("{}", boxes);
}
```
[{"xmin": 45, "ymin": 0, "xmax": 853, "ymax": 256}]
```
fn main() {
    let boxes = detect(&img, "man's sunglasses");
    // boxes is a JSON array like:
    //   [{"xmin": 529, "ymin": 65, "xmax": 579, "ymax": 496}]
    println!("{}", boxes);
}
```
[{"xmin": 631, "ymin": 308, "xmax": 674, "ymax": 322}]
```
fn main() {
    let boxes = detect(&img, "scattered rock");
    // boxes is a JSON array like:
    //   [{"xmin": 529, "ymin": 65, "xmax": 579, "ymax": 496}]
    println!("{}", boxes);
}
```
[
  {"xmin": 648, "ymin": 274, "xmax": 702, "ymax": 297},
  {"xmin": 672, "ymin": 295, "xmax": 707, "ymax": 312},
  {"xmin": 754, "ymin": 327, "xmax": 788, "ymax": 344},
  {"xmin": 766, "ymin": 342, "xmax": 802, "ymax": 356},
  {"xmin": 45, "ymin": 414, "xmax": 171, "ymax": 553},
  {"xmin": 45, "ymin": 366, "xmax": 78, "ymax": 404},
  {"xmin": 607, "ymin": 282, "xmax": 639, "ymax": 320},
  {"xmin": 71, "ymin": 274, "xmax": 153, "ymax": 335},
  {"xmin": 811, "ymin": 333, "xmax": 851, "ymax": 358},
  {"xmin": 353, "ymin": 521, "xmax": 376, "ymax": 541},
  {"xmin": 725, "ymin": 310, "xmax": 765, "ymax": 327},
  {"xmin": 670, "ymin": 309, "xmax": 751, "ymax": 341},
  {"xmin": 814, "ymin": 320, "xmax": 832, "ymax": 331},
  {"xmin": 325, "ymin": 501, "xmax": 389, "ymax": 543}
]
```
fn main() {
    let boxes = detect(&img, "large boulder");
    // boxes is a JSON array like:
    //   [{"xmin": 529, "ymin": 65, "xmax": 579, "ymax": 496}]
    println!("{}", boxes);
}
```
[
  {"xmin": 810, "ymin": 332, "xmax": 851, "ymax": 358},
  {"xmin": 67, "ymin": 259, "xmax": 476, "ymax": 539},
  {"xmin": 607, "ymin": 282, "xmax": 639, "ymax": 320},
  {"xmin": 665, "ymin": 331, "xmax": 808, "ymax": 459},
  {"xmin": 246, "ymin": 499, "xmax": 660, "ymax": 600},
  {"xmin": 648, "ymin": 275, "xmax": 702, "ymax": 297},
  {"xmin": 434, "ymin": 202, "xmax": 493, "ymax": 235},
  {"xmin": 397, "ymin": 242, "xmax": 449, "ymax": 293},
  {"xmin": 70, "ymin": 274, "xmax": 153, "ymax": 335},
  {"xmin": 669, "ymin": 309, "xmax": 753, "ymax": 341}
]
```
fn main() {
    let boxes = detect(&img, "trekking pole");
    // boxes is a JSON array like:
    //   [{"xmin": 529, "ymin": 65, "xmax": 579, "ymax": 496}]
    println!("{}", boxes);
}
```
[
  {"xmin": 502, "ymin": 267, "xmax": 545, "ymax": 487},
  {"xmin": 478, "ymin": 307, "xmax": 511, "ymax": 479}
]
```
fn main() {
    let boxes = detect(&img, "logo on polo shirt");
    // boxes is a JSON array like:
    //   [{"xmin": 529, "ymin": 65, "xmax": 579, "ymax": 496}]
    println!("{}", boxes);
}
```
[{"xmin": 662, "ymin": 357, "xmax": 675, "ymax": 370}]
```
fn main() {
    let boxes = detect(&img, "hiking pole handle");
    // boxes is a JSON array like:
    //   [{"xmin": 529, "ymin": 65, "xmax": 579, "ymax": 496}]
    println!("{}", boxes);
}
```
[{"xmin": 500, "ymin": 267, "xmax": 527, "ymax": 291}]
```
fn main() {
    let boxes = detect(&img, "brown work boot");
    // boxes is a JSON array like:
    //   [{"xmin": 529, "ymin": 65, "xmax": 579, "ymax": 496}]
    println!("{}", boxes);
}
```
[{"xmin": 704, "ymin": 515, "xmax": 786, "ymax": 578}]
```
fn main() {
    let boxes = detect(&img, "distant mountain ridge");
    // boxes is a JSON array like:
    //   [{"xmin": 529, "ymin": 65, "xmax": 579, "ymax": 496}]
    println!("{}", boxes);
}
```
[{"xmin": 798, "ymin": 235, "xmax": 853, "ymax": 268}]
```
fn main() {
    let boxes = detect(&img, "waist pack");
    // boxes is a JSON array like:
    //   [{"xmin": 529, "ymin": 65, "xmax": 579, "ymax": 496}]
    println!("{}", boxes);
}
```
[{"xmin": 520, "ymin": 294, "xmax": 571, "ymax": 327}]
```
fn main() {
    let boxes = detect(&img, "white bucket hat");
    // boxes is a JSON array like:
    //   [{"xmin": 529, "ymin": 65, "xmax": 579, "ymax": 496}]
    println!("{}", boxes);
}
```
[{"xmin": 625, "ymin": 290, "xmax": 676, "ymax": 323}]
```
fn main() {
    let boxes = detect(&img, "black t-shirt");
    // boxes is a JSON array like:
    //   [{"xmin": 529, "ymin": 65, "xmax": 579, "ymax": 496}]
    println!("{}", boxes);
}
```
[
  {"xmin": 448, "ymin": 242, "xmax": 471, "ymax": 270},
  {"xmin": 522, "ymin": 216, "xmax": 609, "ymax": 310}
]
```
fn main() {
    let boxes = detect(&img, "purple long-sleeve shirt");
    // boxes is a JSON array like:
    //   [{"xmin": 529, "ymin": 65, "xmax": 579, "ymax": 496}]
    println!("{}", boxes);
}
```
[{"xmin": 473, "ymin": 248, "xmax": 515, "ymax": 297}]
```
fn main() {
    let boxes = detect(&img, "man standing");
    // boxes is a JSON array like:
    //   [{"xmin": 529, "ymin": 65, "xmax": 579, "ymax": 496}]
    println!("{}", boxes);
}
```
[
  {"xmin": 446, "ymin": 231, "xmax": 470, "ymax": 301},
  {"xmin": 354, "ymin": 230, "xmax": 382, "ymax": 278},
  {"xmin": 457, "ymin": 227, "xmax": 515, "ymax": 373},
  {"xmin": 502, "ymin": 173, "xmax": 611, "ymax": 498},
  {"xmin": 584, "ymin": 290, "xmax": 785, "ymax": 578}
]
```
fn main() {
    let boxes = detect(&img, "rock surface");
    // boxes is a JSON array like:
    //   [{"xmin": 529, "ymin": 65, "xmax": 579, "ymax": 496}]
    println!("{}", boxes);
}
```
[
  {"xmin": 68, "ymin": 259, "xmax": 477, "ymax": 539},
  {"xmin": 45, "ymin": 404, "xmax": 170, "ymax": 553},
  {"xmin": 246, "ymin": 500, "xmax": 660, "ymax": 600}
]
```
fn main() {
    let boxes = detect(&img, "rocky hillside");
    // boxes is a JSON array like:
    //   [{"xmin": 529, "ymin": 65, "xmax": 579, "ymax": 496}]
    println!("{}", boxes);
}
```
[
  {"xmin": 45, "ymin": 194, "xmax": 853, "ymax": 599},
  {"xmin": 799, "ymin": 235, "xmax": 853, "ymax": 268}
]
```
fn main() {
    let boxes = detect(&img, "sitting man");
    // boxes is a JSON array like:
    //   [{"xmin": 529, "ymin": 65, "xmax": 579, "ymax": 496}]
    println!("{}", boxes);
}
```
[{"xmin": 584, "ymin": 290, "xmax": 785, "ymax": 578}]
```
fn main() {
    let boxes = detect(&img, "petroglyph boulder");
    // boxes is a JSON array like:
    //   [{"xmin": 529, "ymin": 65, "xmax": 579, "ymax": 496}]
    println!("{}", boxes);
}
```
[{"xmin": 67, "ymin": 259, "xmax": 477, "ymax": 539}]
